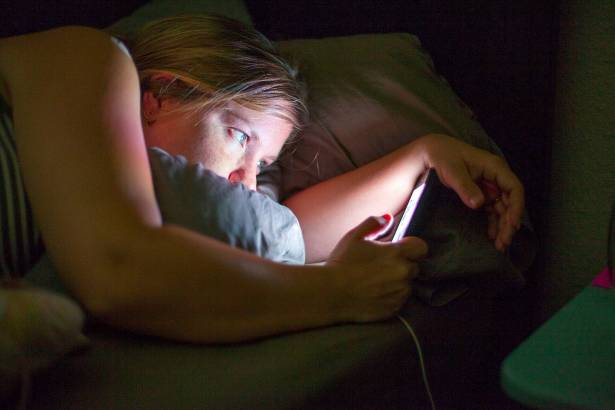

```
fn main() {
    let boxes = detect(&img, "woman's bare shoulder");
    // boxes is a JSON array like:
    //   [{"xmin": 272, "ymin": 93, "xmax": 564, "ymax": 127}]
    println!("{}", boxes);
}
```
[
  {"xmin": 0, "ymin": 25, "xmax": 113, "ymax": 56},
  {"xmin": 1, "ymin": 25, "xmax": 161, "ymax": 286},
  {"xmin": 0, "ymin": 26, "xmax": 135, "ymax": 106}
]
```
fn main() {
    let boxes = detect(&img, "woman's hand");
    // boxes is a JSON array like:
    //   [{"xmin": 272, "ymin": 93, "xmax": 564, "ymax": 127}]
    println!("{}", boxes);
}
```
[
  {"xmin": 416, "ymin": 134, "xmax": 525, "ymax": 251},
  {"xmin": 326, "ymin": 216, "xmax": 428, "ymax": 323}
]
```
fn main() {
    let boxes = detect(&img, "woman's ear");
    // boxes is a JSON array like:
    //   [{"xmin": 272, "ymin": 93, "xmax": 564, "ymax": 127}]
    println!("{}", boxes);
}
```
[
  {"xmin": 142, "ymin": 73, "xmax": 178, "ymax": 123},
  {"xmin": 142, "ymin": 90, "xmax": 161, "ymax": 124}
]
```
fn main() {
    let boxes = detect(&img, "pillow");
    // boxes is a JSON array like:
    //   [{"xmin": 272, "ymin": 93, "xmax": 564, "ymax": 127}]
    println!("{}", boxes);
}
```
[
  {"xmin": 108, "ymin": 0, "xmax": 253, "ymax": 36},
  {"xmin": 274, "ymin": 33, "xmax": 503, "ymax": 195},
  {"xmin": 148, "ymin": 148, "xmax": 305, "ymax": 265},
  {"xmin": 0, "ymin": 283, "xmax": 88, "ymax": 402},
  {"xmin": 266, "ymin": 33, "xmax": 536, "ymax": 303}
]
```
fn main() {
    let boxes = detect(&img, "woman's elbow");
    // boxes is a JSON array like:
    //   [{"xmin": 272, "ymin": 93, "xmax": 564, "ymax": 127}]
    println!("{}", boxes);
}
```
[
  {"xmin": 68, "ymin": 263, "xmax": 135, "ymax": 324},
  {"xmin": 57, "ymin": 234, "xmax": 147, "ymax": 323}
]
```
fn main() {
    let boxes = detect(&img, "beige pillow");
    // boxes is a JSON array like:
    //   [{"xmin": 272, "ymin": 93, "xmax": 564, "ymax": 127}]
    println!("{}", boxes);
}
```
[
  {"xmin": 275, "ymin": 33, "xmax": 502, "ymax": 198},
  {"xmin": 0, "ymin": 283, "xmax": 88, "ymax": 401}
]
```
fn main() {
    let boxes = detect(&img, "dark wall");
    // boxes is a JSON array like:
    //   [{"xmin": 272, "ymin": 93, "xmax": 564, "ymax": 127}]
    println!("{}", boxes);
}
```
[
  {"xmin": 539, "ymin": 0, "xmax": 615, "ymax": 321},
  {"xmin": 0, "ymin": 0, "xmax": 147, "ymax": 37}
]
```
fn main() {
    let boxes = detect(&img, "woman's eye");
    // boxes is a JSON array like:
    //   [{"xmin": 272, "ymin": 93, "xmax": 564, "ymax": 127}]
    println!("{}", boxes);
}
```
[
  {"xmin": 229, "ymin": 128, "xmax": 249, "ymax": 147},
  {"xmin": 257, "ymin": 160, "xmax": 267, "ymax": 172}
]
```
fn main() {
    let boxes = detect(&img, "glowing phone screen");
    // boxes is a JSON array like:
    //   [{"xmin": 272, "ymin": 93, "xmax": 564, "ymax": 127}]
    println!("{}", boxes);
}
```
[{"xmin": 392, "ymin": 170, "xmax": 439, "ymax": 242}]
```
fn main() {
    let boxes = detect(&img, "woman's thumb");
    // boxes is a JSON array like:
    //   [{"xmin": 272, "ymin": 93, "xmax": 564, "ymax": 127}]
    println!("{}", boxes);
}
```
[{"xmin": 353, "ymin": 214, "xmax": 393, "ymax": 240}]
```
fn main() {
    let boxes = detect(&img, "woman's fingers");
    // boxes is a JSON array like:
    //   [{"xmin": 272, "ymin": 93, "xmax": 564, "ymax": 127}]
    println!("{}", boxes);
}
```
[
  {"xmin": 396, "ymin": 236, "xmax": 429, "ymax": 261},
  {"xmin": 480, "ymin": 156, "xmax": 525, "ymax": 231},
  {"xmin": 381, "ymin": 287, "xmax": 412, "ymax": 311},
  {"xmin": 449, "ymin": 139, "xmax": 524, "ymax": 239},
  {"xmin": 328, "ymin": 216, "xmax": 432, "ymax": 323},
  {"xmin": 434, "ymin": 161, "xmax": 485, "ymax": 209},
  {"xmin": 487, "ymin": 207, "xmax": 498, "ymax": 241},
  {"xmin": 439, "ymin": 163, "xmax": 521, "ymax": 251},
  {"xmin": 352, "ymin": 214, "xmax": 394, "ymax": 241},
  {"xmin": 485, "ymin": 192, "xmax": 521, "ymax": 251},
  {"xmin": 482, "ymin": 179, "xmax": 502, "ymax": 203},
  {"xmin": 507, "ymin": 184, "xmax": 525, "ymax": 229}
]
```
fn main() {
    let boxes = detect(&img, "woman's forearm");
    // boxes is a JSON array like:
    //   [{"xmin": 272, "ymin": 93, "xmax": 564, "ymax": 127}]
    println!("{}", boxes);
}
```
[
  {"xmin": 284, "ymin": 140, "xmax": 427, "ymax": 263},
  {"xmin": 83, "ymin": 224, "xmax": 340, "ymax": 343}
]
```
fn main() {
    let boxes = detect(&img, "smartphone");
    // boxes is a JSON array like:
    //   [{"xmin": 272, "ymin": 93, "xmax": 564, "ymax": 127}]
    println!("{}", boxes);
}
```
[{"xmin": 391, "ymin": 169, "xmax": 440, "ymax": 242}]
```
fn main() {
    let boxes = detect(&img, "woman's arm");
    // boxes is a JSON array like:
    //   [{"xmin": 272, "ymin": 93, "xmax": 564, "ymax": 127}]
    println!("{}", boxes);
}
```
[
  {"xmin": 0, "ymin": 27, "xmax": 422, "ymax": 343},
  {"xmin": 285, "ymin": 134, "xmax": 524, "ymax": 263},
  {"xmin": 284, "ymin": 142, "xmax": 426, "ymax": 263}
]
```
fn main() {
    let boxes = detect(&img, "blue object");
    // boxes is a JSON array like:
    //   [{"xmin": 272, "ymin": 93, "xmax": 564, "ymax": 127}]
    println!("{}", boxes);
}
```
[{"xmin": 501, "ymin": 285, "xmax": 615, "ymax": 409}]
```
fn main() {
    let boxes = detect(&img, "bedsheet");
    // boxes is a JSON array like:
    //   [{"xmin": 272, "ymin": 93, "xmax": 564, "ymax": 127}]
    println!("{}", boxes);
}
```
[{"xmin": 27, "ymin": 289, "xmax": 498, "ymax": 410}]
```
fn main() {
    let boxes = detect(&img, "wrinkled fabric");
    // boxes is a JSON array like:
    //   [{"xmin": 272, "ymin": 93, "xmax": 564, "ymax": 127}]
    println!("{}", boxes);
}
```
[{"xmin": 148, "ymin": 147, "xmax": 306, "ymax": 265}]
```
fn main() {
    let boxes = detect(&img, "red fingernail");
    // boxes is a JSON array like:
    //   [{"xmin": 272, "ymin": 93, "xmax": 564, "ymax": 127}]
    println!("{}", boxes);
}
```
[
  {"xmin": 382, "ymin": 213, "xmax": 392, "ymax": 222},
  {"xmin": 482, "ymin": 180, "xmax": 499, "ymax": 193}
]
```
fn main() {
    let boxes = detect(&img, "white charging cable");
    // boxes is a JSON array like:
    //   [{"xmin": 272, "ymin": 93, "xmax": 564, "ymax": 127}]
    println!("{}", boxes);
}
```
[{"xmin": 397, "ymin": 314, "xmax": 436, "ymax": 410}]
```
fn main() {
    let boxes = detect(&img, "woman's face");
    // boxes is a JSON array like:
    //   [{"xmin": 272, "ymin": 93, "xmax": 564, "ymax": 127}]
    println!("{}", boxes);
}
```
[{"xmin": 142, "ymin": 93, "xmax": 293, "ymax": 191}]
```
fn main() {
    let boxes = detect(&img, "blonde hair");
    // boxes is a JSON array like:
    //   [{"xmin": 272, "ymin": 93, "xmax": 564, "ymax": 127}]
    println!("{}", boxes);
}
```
[{"xmin": 124, "ymin": 14, "xmax": 307, "ymax": 131}]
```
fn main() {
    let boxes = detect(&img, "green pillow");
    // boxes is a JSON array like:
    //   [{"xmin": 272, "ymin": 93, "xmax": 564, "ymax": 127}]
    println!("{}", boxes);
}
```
[{"xmin": 108, "ymin": 0, "xmax": 253, "ymax": 36}]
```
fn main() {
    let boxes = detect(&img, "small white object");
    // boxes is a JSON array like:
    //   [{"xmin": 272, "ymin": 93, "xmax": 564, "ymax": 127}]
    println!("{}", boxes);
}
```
[{"xmin": 392, "ymin": 172, "xmax": 430, "ymax": 242}]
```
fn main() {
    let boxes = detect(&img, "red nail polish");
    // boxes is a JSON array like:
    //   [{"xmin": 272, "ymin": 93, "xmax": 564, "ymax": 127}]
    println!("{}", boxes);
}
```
[{"xmin": 482, "ymin": 180, "xmax": 500, "ymax": 195}]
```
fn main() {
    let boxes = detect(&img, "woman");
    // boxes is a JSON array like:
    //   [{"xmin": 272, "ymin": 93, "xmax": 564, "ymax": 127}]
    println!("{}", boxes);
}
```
[{"xmin": 0, "ymin": 15, "xmax": 523, "ymax": 343}]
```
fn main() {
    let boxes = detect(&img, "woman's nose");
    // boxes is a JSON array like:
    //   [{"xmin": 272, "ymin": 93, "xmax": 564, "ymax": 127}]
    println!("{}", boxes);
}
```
[{"xmin": 228, "ymin": 168, "xmax": 257, "ymax": 191}]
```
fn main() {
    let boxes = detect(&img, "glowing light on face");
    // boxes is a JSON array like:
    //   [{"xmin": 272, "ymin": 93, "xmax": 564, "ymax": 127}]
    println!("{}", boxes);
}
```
[{"xmin": 142, "ymin": 98, "xmax": 293, "ymax": 191}]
